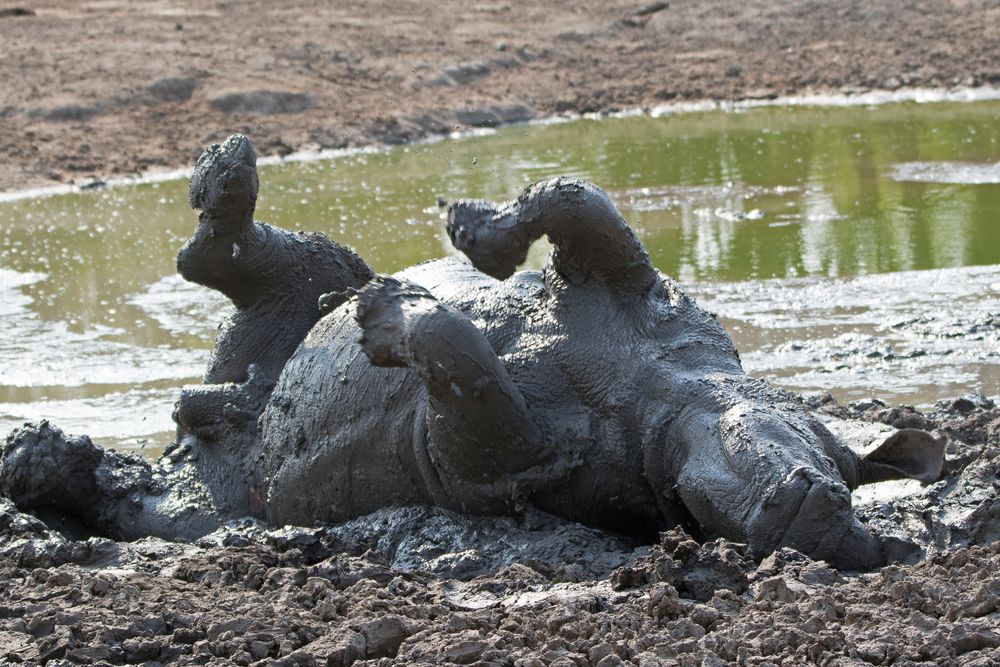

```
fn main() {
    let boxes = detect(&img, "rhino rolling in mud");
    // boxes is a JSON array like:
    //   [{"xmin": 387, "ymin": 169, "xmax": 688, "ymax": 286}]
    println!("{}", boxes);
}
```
[{"xmin": 0, "ymin": 135, "xmax": 944, "ymax": 570}]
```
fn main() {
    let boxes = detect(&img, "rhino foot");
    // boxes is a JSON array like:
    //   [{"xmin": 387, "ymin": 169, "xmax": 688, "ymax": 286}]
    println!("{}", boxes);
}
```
[
  {"xmin": 447, "ymin": 177, "xmax": 657, "ymax": 295},
  {"xmin": 355, "ymin": 275, "xmax": 547, "ymax": 512},
  {"xmin": 174, "ymin": 363, "xmax": 273, "ymax": 443}
]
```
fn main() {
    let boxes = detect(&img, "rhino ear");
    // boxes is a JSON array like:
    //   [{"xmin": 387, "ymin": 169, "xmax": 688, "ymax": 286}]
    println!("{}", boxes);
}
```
[{"xmin": 858, "ymin": 428, "xmax": 944, "ymax": 485}]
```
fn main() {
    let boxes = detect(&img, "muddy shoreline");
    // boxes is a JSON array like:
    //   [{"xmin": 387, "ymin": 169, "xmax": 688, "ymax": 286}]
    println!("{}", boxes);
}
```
[{"xmin": 2, "ymin": 0, "xmax": 1000, "ymax": 193}]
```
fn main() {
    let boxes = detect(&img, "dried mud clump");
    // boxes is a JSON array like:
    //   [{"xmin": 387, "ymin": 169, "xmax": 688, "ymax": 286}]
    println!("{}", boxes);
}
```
[
  {"xmin": 1, "ymin": 397, "xmax": 999, "ymax": 665},
  {"xmin": 610, "ymin": 529, "xmax": 750, "ymax": 602}
]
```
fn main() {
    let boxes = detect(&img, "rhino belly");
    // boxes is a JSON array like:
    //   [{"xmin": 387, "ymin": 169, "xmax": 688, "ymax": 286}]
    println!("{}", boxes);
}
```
[
  {"xmin": 260, "ymin": 257, "xmax": 540, "ymax": 525},
  {"xmin": 259, "ymin": 303, "xmax": 431, "ymax": 525}
]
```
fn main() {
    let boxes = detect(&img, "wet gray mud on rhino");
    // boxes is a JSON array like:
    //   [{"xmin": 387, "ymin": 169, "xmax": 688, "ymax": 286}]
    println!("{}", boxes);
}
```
[{"xmin": 0, "ymin": 134, "xmax": 979, "ymax": 578}]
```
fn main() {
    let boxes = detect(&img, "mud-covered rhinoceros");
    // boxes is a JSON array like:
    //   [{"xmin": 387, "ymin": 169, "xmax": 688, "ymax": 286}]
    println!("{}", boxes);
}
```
[{"xmin": 0, "ymin": 135, "xmax": 944, "ymax": 570}]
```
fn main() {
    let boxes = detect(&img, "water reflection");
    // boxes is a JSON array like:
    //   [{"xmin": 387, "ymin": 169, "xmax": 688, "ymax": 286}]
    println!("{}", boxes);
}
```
[{"xmin": 1, "ymin": 100, "xmax": 998, "ymax": 452}]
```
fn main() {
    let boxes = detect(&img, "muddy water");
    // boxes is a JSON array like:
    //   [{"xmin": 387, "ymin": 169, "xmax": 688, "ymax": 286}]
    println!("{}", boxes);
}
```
[{"xmin": 1, "ymin": 101, "xmax": 998, "ymax": 455}]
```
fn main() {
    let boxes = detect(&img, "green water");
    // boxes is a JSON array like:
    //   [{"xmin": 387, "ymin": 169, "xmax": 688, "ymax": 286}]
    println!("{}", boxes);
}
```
[{"xmin": 1, "ymin": 100, "xmax": 999, "ymax": 452}]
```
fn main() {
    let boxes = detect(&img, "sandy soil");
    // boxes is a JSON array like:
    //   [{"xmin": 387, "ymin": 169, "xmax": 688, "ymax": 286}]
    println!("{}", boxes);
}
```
[{"xmin": 2, "ymin": 0, "xmax": 1000, "ymax": 193}]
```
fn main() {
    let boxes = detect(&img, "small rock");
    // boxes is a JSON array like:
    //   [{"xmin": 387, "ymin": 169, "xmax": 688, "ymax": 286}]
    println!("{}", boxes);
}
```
[
  {"xmin": 646, "ymin": 582, "xmax": 681, "ymax": 619},
  {"xmin": 354, "ymin": 615, "xmax": 411, "ymax": 658},
  {"xmin": 64, "ymin": 645, "xmax": 112, "ymax": 662},
  {"xmin": 250, "ymin": 639, "xmax": 275, "ymax": 660},
  {"xmin": 753, "ymin": 576, "xmax": 809, "ymax": 603},
  {"xmin": 173, "ymin": 627, "xmax": 204, "ymax": 644},
  {"xmin": 207, "ymin": 617, "xmax": 251, "ymax": 641},
  {"xmin": 44, "ymin": 570, "xmax": 74, "ymax": 587},
  {"xmin": 634, "ymin": 1, "xmax": 669, "ymax": 17},
  {"xmin": 443, "ymin": 638, "xmax": 487, "ymax": 664},
  {"xmin": 951, "ymin": 626, "xmax": 1000, "ymax": 654},
  {"xmin": 36, "ymin": 627, "xmax": 75, "ymax": 662},
  {"xmin": 596, "ymin": 654, "xmax": 625, "ymax": 667},
  {"xmin": 122, "ymin": 637, "xmax": 161, "ymax": 662},
  {"xmin": 87, "ymin": 576, "xmax": 112, "ymax": 595},
  {"xmin": 455, "ymin": 104, "xmax": 533, "ymax": 128},
  {"xmin": 850, "ymin": 398, "xmax": 887, "ymax": 412},
  {"xmin": 442, "ymin": 61, "xmax": 491, "ymax": 85},
  {"xmin": 27, "ymin": 104, "xmax": 99, "ymax": 122},
  {"xmin": 589, "ymin": 642, "xmax": 615, "ymax": 662},
  {"xmin": 146, "ymin": 77, "xmax": 198, "ymax": 103}
]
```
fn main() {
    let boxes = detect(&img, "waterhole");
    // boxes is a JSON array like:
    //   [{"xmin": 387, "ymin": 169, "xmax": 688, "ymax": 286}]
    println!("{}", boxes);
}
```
[{"xmin": 1, "ymin": 100, "xmax": 998, "ymax": 456}]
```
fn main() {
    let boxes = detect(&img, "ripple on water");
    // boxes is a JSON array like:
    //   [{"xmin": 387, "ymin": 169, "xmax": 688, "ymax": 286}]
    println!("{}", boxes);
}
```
[
  {"xmin": 890, "ymin": 161, "xmax": 1000, "ymax": 185},
  {"xmin": 0, "ymin": 268, "xmax": 217, "ymax": 450},
  {"xmin": 0, "ymin": 268, "xmax": 47, "ymax": 316},
  {"xmin": 0, "ymin": 323, "xmax": 207, "ymax": 388},
  {"xmin": 0, "ymin": 388, "xmax": 178, "ymax": 453},
  {"xmin": 126, "ymin": 274, "xmax": 231, "ymax": 341}
]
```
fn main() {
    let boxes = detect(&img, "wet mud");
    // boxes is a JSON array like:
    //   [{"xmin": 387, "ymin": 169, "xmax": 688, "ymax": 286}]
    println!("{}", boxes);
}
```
[
  {"xmin": 693, "ymin": 265, "xmax": 1000, "ymax": 406},
  {"xmin": 1, "ymin": 397, "xmax": 998, "ymax": 665}
]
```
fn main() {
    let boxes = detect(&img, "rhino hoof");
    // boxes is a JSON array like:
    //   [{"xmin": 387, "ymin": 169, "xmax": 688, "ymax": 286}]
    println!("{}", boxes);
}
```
[{"xmin": 355, "ymin": 276, "xmax": 435, "ymax": 368}]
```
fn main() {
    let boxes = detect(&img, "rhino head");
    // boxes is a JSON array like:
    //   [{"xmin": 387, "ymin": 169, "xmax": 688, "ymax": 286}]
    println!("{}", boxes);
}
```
[{"xmin": 392, "ymin": 177, "xmax": 947, "ymax": 570}]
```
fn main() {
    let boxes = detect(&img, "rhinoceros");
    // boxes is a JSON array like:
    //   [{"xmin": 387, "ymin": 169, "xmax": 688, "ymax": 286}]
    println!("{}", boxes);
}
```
[{"xmin": 0, "ymin": 135, "xmax": 944, "ymax": 569}]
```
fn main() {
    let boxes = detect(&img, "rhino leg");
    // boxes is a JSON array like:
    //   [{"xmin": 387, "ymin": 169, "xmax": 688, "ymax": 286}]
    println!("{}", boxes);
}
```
[
  {"xmin": 171, "ymin": 364, "xmax": 274, "ymax": 517},
  {"xmin": 175, "ymin": 135, "xmax": 373, "ymax": 511},
  {"xmin": 173, "ymin": 364, "xmax": 271, "ymax": 442},
  {"xmin": 671, "ymin": 402, "xmax": 886, "ymax": 570},
  {"xmin": 447, "ymin": 177, "xmax": 658, "ymax": 296},
  {"xmin": 178, "ymin": 134, "xmax": 373, "ymax": 384},
  {"xmin": 356, "ymin": 276, "xmax": 546, "ymax": 513}
]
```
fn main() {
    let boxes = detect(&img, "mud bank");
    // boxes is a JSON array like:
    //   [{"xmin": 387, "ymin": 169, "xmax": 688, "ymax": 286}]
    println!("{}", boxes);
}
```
[
  {"xmin": 2, "ymin": 0, "xmax": 1000, "ymax": 192},
  {"xmin": 1, "ymin": 396, "xmax": 997, "ymax": 665}
]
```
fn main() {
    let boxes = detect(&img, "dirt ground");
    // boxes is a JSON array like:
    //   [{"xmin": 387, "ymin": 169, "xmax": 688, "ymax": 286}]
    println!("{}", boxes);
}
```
[
  {"xmin": 2, "ymin": 0, "xmax": 1000, "ymax": 193},
  {"xmin": 1, "ymin": 398, "xmax": 999, "ymax": 666}
]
